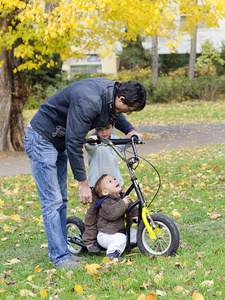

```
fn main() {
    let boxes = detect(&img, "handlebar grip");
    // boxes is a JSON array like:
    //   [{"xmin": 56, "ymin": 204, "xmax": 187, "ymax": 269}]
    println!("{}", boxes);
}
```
[{"xmin": 109, "ymin": 137, "xmax": 143, "ymax": 145}]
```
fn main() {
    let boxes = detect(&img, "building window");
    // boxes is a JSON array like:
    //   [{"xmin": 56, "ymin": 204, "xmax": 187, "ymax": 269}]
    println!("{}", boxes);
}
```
[
  {"xmin": 70, "ymin": 64, "xmax": 102, "ymax": 76},
  {"xmin": 69, "ymin": 54, "xmax": 102, "ymax": 78}
]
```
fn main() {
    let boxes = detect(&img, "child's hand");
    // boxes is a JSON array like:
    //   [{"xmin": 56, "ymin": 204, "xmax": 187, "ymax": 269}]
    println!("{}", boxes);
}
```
[
  {"xmin": 123, "ymin": 196, "xmax": 130, "ymax": 206},
  {"xmin": 132, "ymin": 216, "xmax": 138, "ymax": 223},
  {"xmin": 88, "ymin": 135, "xmax": 98, "ymax": 144}
]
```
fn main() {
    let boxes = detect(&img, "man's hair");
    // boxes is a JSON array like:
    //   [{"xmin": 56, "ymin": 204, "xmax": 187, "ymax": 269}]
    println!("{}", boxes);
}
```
[
  {"xmin": 93, "ymin": 174, "xmax": 108, "ymax": 197},
  {"xmin": 114, "ymin": 81, "xmax": 146, "ymax": 110}
]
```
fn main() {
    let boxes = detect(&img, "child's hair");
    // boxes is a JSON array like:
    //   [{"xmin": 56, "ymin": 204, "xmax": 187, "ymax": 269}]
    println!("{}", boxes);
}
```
[
  {"xmin": 95, "ymin": 122, "xmax": 115, "ymax": 129},
  {"xmin": 93, "ymin": 174, "xmax": 108, "ymax": 197}
]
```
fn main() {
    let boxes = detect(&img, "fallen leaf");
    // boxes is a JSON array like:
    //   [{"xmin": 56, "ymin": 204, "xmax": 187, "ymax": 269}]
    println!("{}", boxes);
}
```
[
  {"xmin": 212, "ymin": 166, "xmax": 219, "ymax": 171},
  {"xmin": 154, "ymin": 273, "xmax": 163, "ymax": 284},
  {"xmin": 35, "ymin": 265, "xmax": 42, "ymax": 273},
  {"xmin": 85, "ymin": 264, "xmax": 101, "ymax": 274},
  {"xmin": 146, "ymin": 291, "xmax": 157, "ymax": 300},
  {"xmin": 27, "ymin": 275, "xmax": 35, "ymax": 281},
  {"xmin": 172, "ymin": 209, "xmax": 182, "ymax": 219},
  {"xmin": 191, "ymin": 292, "xmax": 205, "ymax": 299},
  {"xmin": 173, "ymin": 285, "xmax": 189, "ymax": 294},
  {"xmin": 4, "ymin": 258, "xmax": 20, "ymax": 265},
  {"xmin": 94, "ymin": 273, "xmax": 100, "ymax": 281},
  {"xmin": 3, "ymin": 224, "xmax": 9, "ymax": 231},
  {"xmin": 10, "ymin": 214, "xmax": 22, "ymax": 222},
  {"xmin": 156, "ymin": 289, "xmax": 166, "ymax": 296},
  {"xmin": 75, "ymin": 284, "xmax": 83, "ymax": 293},
  {"xmin": 20, "ymin": 289, "xmax": 36, "ymax": 297},
  {"xmin": 40, "ymin": 289, "xmax": 48, "ymax": 298},
  {"xmin": 200, "ymin": 280, "xmax": 214, "ymax": 287}
]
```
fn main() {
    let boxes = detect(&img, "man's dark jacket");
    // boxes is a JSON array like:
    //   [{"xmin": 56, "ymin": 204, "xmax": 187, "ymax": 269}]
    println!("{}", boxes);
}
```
[{"xmin": 30, "ymin": 77, "xmax": 133, "ymax": 181}]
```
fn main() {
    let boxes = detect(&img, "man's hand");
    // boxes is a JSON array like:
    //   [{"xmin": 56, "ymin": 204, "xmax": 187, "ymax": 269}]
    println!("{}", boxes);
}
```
[
  {"xmin": 78, "ymin": 179, "xmax": 92, "ymax": 204},
  {"xmin": 127, "ymin": 129, "xmax": 143, "ymax": 141}
]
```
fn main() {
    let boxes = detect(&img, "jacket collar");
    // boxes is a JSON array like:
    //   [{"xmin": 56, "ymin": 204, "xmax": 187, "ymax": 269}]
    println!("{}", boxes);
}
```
[{"xmin": 94, "ymin": 191, "xmax": 123, "ymax": 209}]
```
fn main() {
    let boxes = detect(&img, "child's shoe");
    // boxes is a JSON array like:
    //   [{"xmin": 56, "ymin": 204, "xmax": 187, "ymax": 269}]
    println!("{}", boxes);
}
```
[
  {"xmin": 87, "ymin": 243, "xmax": 101, "ymax": 253},
  {"xmin": 107, "ymin": 250, "xmax": 123, "ymax": 261}
]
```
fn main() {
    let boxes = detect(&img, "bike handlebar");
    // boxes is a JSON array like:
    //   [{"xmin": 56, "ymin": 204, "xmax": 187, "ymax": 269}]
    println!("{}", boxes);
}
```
[{"xmin": 84, "ymin": 135, "xmax": 143, "ymax": 145}]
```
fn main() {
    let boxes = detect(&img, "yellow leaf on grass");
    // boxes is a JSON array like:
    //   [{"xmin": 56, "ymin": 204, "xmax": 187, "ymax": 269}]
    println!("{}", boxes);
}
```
[
  {"xmin": 20, "ymin": 289, "xmax": 36, "ymax": 297},
  {"xmin": 75, "ymin": 284, "xmax": 83, "ymax": 293},
  {"xmin": 184, "ymin": 260, "xmax": 189, "ymax": 267},
  {"xmin": 85, "ymin": 264, "xmax": 101, "ymax": 274},
  {"xmin": 40, "ymin": 289, "xmax": 48, "ymax": 298},
  {"xmin": 35, "ymin": 265, "xmax": 42, "ymax": 272},
  {"xmin": 191, "ymin": 292, "xmax": 205, "ymax": 299},
  {"xmin": 27, "ymin": 275, "xmax": 36, "ymax": 281},
  {"xmin": 0, "ymin": 199, "xmax": 4, "ymax": 206},
  {"xmin": 4, "ymin": 258, "xmax": 20, "ymax": 265},
  {"xmin": 94, "ymin": 273, "xmax": 100, "ymax": 281},
  {"xmin": 103, "ymin": 257, "xmax": 111, "ymax": 263},
  {"xmin": 146, "ymin": 291, "xmax": 157, "ymax": 300},
  {"xmin": 154, "ymin": 273, "xmax": 163, "ymax": 284},
  {"xmin": 172, "ymin": 209, "xmax": 182, "ymax": 219},
  {"xmin": 200, "ymin": 280, "xmax": 214, "ymax": 287},
  {"xmin": 11, "ymin": 214, "xmax": 22, "ymax": 222},
  {"xmin": 3, "ymin": 224, "xmax": 9, "ymax": 231}
]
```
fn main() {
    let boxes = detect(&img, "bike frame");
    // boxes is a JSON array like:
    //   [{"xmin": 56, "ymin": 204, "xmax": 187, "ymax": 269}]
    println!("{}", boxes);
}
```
[{"xmin": 102, "ymin": 137, "xmax": 162, "ymax": 250}]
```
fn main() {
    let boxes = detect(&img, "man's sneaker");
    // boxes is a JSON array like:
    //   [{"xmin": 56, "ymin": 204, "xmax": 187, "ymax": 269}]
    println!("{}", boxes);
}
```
[
  {"xmin": 87, "ymin": 243, "xmax": 101, "ymax": 253},
  {"xmin": 50, "ymin": 254, "xmax": 85, "ymax": 263},
  {"xmin": 57, "ymin": 259, "xmax": 82, "ymax": 269},
  {"xmin": 107, "ymin": 250, "xmax": 123, "ymax": 261},
  {"xmin": 71, "ymin": 254, "xmax": 86, "ymax": 261}
]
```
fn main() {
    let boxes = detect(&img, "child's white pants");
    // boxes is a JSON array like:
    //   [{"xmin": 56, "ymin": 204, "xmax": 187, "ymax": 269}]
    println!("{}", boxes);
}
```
[{"xmin": 97, "ymin": 228, "xmax": 137, "ymax": 255}]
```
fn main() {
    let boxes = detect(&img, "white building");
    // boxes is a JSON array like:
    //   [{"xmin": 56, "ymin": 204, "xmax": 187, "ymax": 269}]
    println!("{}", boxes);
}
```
[{"xmin": 143, "ymin": 17, "xmax": 225, "ymax": 54}]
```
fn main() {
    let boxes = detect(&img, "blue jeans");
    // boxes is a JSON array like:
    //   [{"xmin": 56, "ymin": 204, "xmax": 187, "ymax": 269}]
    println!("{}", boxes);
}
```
[{"xmin": 24, "ymin": 127, "xmax": 72, "ymax": 266}]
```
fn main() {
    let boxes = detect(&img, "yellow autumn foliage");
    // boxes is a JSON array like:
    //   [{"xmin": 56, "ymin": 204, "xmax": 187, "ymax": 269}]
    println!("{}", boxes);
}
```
[{"xmin": 1, "ymin": 0, "xmax": 224, "ymax": 71}]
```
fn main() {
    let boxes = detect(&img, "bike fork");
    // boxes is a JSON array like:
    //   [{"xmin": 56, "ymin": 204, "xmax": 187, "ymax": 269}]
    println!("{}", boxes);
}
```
[{"xmin": 142, "ymin": 207, "xmax": 164, "ymax": 241}]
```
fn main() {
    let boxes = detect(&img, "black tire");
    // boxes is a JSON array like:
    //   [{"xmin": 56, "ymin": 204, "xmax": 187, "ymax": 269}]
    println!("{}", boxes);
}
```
[
  {"xmin": 66, "ymin": 216, "xmax": 87, "ymax": 255},
  {"xmin": 137, "ymin": 214, "xmax": 179, "ymax": 256}
]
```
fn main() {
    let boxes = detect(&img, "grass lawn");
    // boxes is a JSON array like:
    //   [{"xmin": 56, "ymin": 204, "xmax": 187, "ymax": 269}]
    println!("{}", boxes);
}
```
[{"xmin": 0, "ymin": 100, "xmax": 225, "ymax": 299}]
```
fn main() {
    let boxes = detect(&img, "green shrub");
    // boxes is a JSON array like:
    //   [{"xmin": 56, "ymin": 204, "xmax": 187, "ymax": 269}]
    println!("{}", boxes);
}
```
[
  {"xmin": 143, "ymin": 75, "xmax": 225, "ymax": 103},
  {"xmin": 24, "ymin": 66, "xmax": 225, "ymax": 109},
  {"xmin": 116, "ymin": 67, "xmax": 151, "ymax": 82},
  {"xmin": 24, "ymin": 73, "xmax": 71, "ymax": 109},
  {"xmin": 215, "ymin": 41, "xmax": 225, "ymax": 76}
]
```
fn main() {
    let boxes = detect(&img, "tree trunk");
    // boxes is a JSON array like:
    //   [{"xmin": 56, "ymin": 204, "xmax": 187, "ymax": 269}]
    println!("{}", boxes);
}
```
[
  {"xmin": 188, "ymin": 26, "xmax": 197, "ymax": 79},
  {"xmin": 10, "ymin": 51, "xmax": 28, "ymax": 151},
  {"xmin": 0, "ymin": 17, "xmax": 14, "ymax": 151},
  {"xmin": 151, "ymin": 34, "xmax": 159, "ymax": 84},
  {"xmin": 0, "ymin": 14, "xmax": 28, "ymax": 151}
]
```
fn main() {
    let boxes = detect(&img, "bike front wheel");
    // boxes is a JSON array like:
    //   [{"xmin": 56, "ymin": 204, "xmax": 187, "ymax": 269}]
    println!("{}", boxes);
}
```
[
  {"xmin": 66, "ymin": 216, "xmax": 87, "ymax": 255},
  {"xmin": 137, "ymin": 214, "xmax": 179, "ymax": 256}
]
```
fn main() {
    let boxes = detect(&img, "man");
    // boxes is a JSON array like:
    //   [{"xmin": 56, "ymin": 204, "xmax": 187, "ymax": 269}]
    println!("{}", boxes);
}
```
[{"xmin": 24, "ymin": 77, "xmax": 146, "ymax": 269}]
